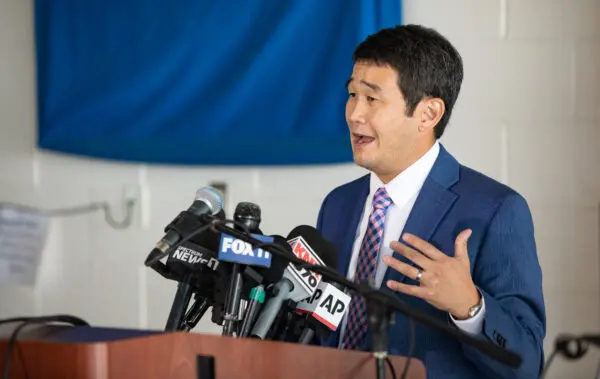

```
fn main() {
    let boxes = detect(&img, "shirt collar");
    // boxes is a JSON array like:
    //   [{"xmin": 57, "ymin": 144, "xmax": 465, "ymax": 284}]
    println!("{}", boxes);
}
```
[{"xmin": 369, "ymin": 141, "xmax": 440, "ymax": 209}]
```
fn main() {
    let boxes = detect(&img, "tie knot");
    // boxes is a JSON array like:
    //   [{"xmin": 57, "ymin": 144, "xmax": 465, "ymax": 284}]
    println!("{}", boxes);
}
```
[{"xmin": 372, "ymin": 187, "xmax": 392, "ymax": 210}]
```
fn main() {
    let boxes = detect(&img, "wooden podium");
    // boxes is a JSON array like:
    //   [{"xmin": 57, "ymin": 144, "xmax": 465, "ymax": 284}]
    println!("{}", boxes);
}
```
[{"xmin": 0, "ymin": 325, "xmax": 425, "ymax": 379}]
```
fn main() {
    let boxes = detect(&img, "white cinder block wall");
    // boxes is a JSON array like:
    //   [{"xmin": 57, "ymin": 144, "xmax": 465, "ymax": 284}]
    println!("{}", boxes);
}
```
[{"xmin": 1, "ymin": 0, "xmax": 599, "ymax": 377}]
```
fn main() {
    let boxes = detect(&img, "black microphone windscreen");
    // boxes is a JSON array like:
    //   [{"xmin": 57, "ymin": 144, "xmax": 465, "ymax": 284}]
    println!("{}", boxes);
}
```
[
  {"xmin": 234, "ymin": 202, "xmax": 261, "ymax": 232},
  {"xmin": 188, "ymin": 228, "xmax": 221, "ymax": 252},
  {"xmin": 250, "ymin": 235, "xmax": 293, "ymax": 284},
  {"xmin": 287, "ymin": 225, "xmax": 338, "ymax": 268},
  {"xmin": 234, "ymin": 202, "xmax": 261, "ymax": 219},
  {"xmin": 188, "ymin": 209, "xmax": 225, "ymax": 250},
  {"xmin": 165, "ymin": 213, "xmax": 223, "ymax": 280}
]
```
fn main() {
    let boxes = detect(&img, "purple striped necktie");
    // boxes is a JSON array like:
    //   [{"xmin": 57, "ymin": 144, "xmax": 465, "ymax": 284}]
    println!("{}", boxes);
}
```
[{"xmin": 341, "ymin": 187, "xmax": 393, "ymax": 350}]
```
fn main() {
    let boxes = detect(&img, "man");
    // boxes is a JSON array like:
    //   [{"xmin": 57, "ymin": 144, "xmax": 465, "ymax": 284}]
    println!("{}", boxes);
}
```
[{"xmin": 315, "ymin": 24, "xmax": 546, "ymax": 379}]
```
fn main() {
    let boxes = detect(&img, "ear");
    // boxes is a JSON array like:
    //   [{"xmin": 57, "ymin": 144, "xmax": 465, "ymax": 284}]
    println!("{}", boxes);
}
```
[{"xmin": 417, "ymin": 98, "xmax": 445, "ymax": 134}]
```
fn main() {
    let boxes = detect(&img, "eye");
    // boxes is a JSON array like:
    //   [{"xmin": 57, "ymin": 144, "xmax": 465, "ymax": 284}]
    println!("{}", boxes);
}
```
[
  {"xmin": 366, "ymin": 96, "xmax": 377, "ymax": 102},
  {"xmin": 348, "ymin": 92, "xmax": 356, "ymax": 98}
]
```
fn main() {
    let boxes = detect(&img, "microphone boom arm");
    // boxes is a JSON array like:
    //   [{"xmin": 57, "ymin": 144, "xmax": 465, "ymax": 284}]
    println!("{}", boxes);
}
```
[{"xmin": 147, "ymin": 215, "xmax": 523, "ymax": 369}]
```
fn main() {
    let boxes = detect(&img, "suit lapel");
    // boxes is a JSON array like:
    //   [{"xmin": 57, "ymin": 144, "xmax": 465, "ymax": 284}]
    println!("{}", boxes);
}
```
[
  {"xmin": 330, "ymin": 145, "xmax": 461, "ymax": 350},
  {"xmin": 382, "ymin": 144, "xmax": 460, "ymax": 285},
  {"xmin": 321, "ymin": 175, "xmax": 369, "ymax": 349},
  {"xmin": 336, "ymin": 175, "xmax": 370, "ymax": 277}
]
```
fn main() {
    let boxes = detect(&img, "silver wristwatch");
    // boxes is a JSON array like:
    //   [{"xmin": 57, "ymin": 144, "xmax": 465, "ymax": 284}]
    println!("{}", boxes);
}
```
[{"xmin": 467, "ymin": 292, "xmax": 483, "ymax": 318}]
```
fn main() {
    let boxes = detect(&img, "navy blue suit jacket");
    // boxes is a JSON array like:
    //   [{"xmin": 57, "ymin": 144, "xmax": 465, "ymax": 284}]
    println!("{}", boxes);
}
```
[{"xmin": 316, "ymin": 144, "xmax": 546, "ymax": 379}]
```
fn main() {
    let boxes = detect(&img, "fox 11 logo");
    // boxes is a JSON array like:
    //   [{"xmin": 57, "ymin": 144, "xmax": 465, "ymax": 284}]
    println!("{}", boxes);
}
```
[{"xmin": 218, "ymin": 233, "xmax": 274, "ymax": 268}]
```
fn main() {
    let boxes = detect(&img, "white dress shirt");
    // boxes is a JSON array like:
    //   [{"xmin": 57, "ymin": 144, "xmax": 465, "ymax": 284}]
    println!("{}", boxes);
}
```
[{"xmin": 338, "ymin": 141, "xmax": 485, "ymax": 347}]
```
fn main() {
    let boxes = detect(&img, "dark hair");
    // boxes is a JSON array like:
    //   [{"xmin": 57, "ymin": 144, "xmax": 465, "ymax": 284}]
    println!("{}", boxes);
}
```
[{"xmin": 352, "ymin": 24, "xmax": 463, "ymax": 139}]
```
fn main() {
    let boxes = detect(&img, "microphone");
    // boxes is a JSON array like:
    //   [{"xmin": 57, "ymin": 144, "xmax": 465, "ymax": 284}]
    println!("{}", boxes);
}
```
[
  {"xmin": 164, "ymin": 228, "xmax": 223, "ymax": 331},
  {"xmin": 238, "ymin": 235, "xmax": 291, "ymax": 337},
  {"xmin": 249, "ymin": 225, "xmax": 335, "ymax": 340},
  {"xmin": 146, "ymin": 187, "xmax": 223, "ymax": 266},
  {"xmin": 296, "ymin": 280, "xmax": 351, "ymax": 344},
  {"xmin": 233, "ymin": 202, "xmax": 262, "ymax": 233},
  {"xmin": 238, "ymin": 285, "xmax": 265, "ymax": 337},
  {"xmin": 160, "ymin": 217, "xmax": 526, "ymax": 368},
  {"xmin": 240, "ymin": 234, "xmax": 292, "ymax": 288},
  {"xmin": 222, "ymin": 202, "xmax": 262, "ymax": 336},
  {"xmin": 166, "ymin": 239, "xmax": 221, "ymax": 278},
  {"xmin": 279, "ymin": 227, "xmax": 346, "ymax": 343},
  {"xmin": 211, "ymin": 233, "xmax": 290, "ymax": 329}
]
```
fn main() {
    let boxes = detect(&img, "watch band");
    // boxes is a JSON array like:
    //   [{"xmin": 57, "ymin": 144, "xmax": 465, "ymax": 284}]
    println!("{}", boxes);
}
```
[{"xmin": 467, "ymin": 290, "xmax": 483, "ymax": 318}]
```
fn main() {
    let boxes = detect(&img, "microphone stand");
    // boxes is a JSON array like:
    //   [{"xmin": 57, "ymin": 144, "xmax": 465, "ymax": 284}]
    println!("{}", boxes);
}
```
[
  {"xmin": 182, "ymin": 295, "xmax": 212, "ymax": 332},
  {"xmin": 222, "ymin": 262, "xmax": 244, "ymax": 335},
  {"xmin": 171, "ymin": 217, "xmax": 523, "ymax": 368},
  {"xmin": 222, "ymin": 205, "xmax": 260, "ymax": 336},
  {"xmin": 165, "ymin": 276, "xmax": 195, "ymax": 331},
  {"xmin": 362, "ymin": 281, "xmax": 395, "ymax": 379}
]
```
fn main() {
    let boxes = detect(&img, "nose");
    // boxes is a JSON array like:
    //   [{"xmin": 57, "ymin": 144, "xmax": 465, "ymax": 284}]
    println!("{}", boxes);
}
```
[{"xmin": 346, "ymin": 97, "xmax": 366, "ymax": 125}]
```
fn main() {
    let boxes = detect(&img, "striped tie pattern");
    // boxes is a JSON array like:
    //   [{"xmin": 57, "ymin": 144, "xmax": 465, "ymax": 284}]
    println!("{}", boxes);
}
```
[{"xmin": 341, "ymin": 187, "xmax": 393, "ymax": 350}]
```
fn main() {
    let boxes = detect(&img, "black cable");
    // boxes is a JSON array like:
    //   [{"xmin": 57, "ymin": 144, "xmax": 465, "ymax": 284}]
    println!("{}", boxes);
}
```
[
  {"xmin": 0, "ymin": 318, "xmax": 37, "ymax": 326},
  {"xmin": 201, "ymin": 218, "xmax": 522, "ymax": 366},
  {"xmin": 3, "ymin": 321, "xmax": 33, "ymax": 379},
  {"xmin": 14, "ymin": 342, "xmax": 30, "ymax": 379},
  {"xmin": 311, "ymin": 267, "xmax": 521, "ymax": 367},
  {"xmin": 539, "ymin": 348, "xmax": 557, "ymax": 379},
  {"xmin": 540, "ymin": 334, "xmax": 593, "ymax": 379},
  {"xmin": 145, "ymin": 217, "xmax": 523, "ymax": 367},
  {"xmin": 1, "ymin": 315, "xmax": 89, "ymax": 379},
  {"xmin": 144, "ymin": 223, "xmax": 215, "ymax": 267},
  {"xmin": 399, "ymin": 318, "xmax": 414, "ymax": 379},
  {"xmin": 385, "ymin": 357, "xmax": 397, "ymax": 379},
  {"xmin": 0, "ymin": 315, "xmax": 88, "ymax": 327},
  {"xmin": 1, "ymin": 199, "xmax": 135, "ymax": 229},
  {"xmin": 210, "ymin": 218, "xmax": 251, "ymax": 236},
  {"xmin": 145, "ymin": 217, "xmax": 251, "ymax": 268}
]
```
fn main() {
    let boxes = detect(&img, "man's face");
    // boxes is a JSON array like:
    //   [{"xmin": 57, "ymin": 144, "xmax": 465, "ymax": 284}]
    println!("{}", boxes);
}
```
[{"xmin": 345, "ymin": 61, "xmax": 420, "ymax": 182}]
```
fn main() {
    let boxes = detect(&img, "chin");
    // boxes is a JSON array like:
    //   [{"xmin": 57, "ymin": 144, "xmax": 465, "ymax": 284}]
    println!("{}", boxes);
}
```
[{"xmin": 352, "ymin": 154, "xmax": 376, "ymax": 171}]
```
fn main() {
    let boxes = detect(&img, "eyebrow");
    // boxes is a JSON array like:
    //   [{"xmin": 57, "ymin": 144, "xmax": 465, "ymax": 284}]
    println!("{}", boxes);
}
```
[{"xmin": 345, "ymin": 78, "xmax": 381, "ymax": 92}]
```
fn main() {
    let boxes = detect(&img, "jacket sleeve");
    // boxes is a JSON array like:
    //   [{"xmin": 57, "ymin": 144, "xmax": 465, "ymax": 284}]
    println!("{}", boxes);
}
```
[{"xmin": 461, "ymin": 193, "xmax": 546, "ymax": 379}]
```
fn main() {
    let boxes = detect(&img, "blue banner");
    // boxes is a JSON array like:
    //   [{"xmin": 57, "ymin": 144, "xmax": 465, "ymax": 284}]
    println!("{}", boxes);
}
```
[{"xmin": 34, "ymin": 1, "xmax": 401, "ymax": 165}]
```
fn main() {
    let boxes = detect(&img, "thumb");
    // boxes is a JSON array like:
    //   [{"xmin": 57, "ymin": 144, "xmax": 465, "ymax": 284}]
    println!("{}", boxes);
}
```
[{"xmin": 454, "ymin": 229, "xmax": 472, "ymax": 259}]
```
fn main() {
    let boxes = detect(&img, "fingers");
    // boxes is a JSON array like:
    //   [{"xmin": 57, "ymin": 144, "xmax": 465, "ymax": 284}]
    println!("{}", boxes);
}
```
[
  {"xmin": 389, "ymin": 241, "xmax": 432, "ymax": 269},
  {"xmin": 401, "ymin": 233, "xmax": 445, "ymax": 260},
  {"xmin": 382, "ymin": 255, "xmax": 422, "ymax": 281},
  {"xmin": 454, "ymin": 229, "xmax": 472, "ymax": 259},
  {"xmin": 386, "ymin": 280, "xmax": 430, "ymax": 299}
]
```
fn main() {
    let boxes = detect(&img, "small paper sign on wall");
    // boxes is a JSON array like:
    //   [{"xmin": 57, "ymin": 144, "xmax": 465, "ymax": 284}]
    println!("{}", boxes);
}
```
[{"xmin": 0, "ymin": 204, "xmax": 49, "ymax": 286}]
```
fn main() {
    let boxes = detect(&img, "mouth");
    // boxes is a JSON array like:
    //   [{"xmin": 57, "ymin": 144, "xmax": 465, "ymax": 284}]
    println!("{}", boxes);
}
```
[{"xmin": 352, "ymin": 133, "xmax": 376, "ymax": 146}]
